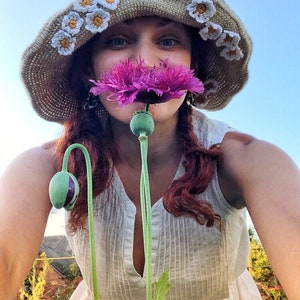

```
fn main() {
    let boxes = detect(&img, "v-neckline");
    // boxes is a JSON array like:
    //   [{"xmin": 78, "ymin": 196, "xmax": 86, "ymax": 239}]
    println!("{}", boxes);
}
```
[
  {"xmin": 113, "ymin": 155, "xmax": 184, "ymax": 210},
  {"xmin": 112, "ymin": 157, "xmax": 184, "ymax": 279}
]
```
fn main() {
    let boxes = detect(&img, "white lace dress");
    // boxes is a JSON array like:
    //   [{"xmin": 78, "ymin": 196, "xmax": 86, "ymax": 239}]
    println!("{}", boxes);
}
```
[{"xmin": 67, "ymin": 110, "xmax": 262, "ymax": 299}]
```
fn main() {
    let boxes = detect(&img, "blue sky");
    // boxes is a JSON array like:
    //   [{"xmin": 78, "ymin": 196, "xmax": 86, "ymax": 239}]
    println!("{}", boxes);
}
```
[{"xmin": 0, "ymin": 0, "xmax": 299, "ymax": 175}]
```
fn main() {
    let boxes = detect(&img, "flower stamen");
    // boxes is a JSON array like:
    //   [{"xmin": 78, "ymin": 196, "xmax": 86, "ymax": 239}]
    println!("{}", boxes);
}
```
[
  {"xmin": 196, "ymin": 4, "xmax": 207, "ymax": 15},
  {"xmin": 224, "ymin": 33, "xmax": 233, "ymax": 43},
  {"xmin": 60, "ymin": 38, "xmax": 71, "ymax": 49},
  {"xmin": 93, "ymin": 16, "xmax": 103, "ymax": 27},
  {"xmin": 208, "ymin": 26, "xmax": 216, "ymax": 34},
  {"xmin": 81, "ymin": 0, "xmax": 93, "ymax": 7},
  {"xmin": 68, "ymin": 20, "xmax": 77, "ymax": 29}
]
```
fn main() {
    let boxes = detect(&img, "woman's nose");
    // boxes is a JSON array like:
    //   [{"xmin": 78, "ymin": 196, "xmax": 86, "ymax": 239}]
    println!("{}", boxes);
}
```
[{"xmin": 131, "ymin": 40, "xmax": 161, "ymax": 67}]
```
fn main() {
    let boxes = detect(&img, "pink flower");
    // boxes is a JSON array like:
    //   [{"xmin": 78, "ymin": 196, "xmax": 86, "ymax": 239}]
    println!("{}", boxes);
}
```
[{"xmin": 90, "ymin": 59, "xmax": 204, "ymax": 107}]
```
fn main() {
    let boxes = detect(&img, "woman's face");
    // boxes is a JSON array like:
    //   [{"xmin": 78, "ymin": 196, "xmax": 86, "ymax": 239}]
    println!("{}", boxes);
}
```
[{"xmin": 91, "ymin": 16, "xmax": 192, "ymax": 124}]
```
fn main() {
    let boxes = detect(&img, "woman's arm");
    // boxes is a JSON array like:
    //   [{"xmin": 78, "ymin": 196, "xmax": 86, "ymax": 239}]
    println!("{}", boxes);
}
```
[
  {"xmin": 220, "ymin": 132, "xmax": 300, "ymax": 300},
  {"xmin": 0, "ymin": 146, "xmax": 56, "ymax": 299}
]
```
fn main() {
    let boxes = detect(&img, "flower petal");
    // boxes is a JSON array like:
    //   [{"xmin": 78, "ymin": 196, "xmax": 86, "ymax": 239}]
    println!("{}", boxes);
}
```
[
  {"xmin": 90, "ymin": 59, "xmax": 204, "ymax": 107},
  {"xmin": 73, "ymin": 0, "xmax": 98, "ymax": 13},
  {"xmin": 98, "ymin": 0, "xmax": 120, "ymax": 10}
]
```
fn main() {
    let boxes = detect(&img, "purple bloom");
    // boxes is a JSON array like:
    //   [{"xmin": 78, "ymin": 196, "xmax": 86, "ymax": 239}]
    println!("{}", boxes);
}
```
[{"xmin": 90, "ymin": 59, "xmax": 204, "ymax": 107}]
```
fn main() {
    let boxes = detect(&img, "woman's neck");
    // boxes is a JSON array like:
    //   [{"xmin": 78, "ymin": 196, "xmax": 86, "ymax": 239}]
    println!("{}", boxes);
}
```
[{"xmin": 110, "ymin": 114, "xmax": 181, "ymax": 171}]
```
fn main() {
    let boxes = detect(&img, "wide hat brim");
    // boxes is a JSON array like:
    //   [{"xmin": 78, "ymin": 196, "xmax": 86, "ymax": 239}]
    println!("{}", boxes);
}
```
[{"xmin": 21, "ymin": 0, "xmax": 252, "ymax": 123}]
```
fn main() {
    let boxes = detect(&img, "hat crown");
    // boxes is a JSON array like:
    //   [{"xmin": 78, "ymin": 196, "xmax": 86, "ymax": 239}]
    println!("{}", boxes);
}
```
[{"xmin": 21, "ymin": 0, "xmax": 252, "ymax": 123}]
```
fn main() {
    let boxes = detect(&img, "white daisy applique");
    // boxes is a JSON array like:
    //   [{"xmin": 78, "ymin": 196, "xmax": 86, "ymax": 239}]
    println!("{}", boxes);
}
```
[
  {"xmin": 187, "ymin": 0, "xmax": 216, "ymax": 24},
  {"xmin": 199, "ymin": 21, "xmax": 222, "ymax": 41},
  {"xmin": 220, "ymin": 46, "xmax": 244, "ymax": 61},
  {"xmin": 62, "ymin": 12, "xmax": 84, "ymax": 35},
  {"xmin": 85, "ymin": 8, "xmax": 110, "ymax": 33},
  {"xmin": 51, "ymin": 30, "xmax": 76, "ymax": 56},
  {"xmin": 204, "ymin": 79, "xmax": 219, "ymax": 95},
  {"xmin": 51, "ymin": 0, "xmax": 123, "ymax": 55},
  {"xmin": 216, "ymin": 30, "xmax": 241, "ymax": 49},
  {"xmin": 197, "ymin": 79, "xmax": 219, "ymax": 107}
]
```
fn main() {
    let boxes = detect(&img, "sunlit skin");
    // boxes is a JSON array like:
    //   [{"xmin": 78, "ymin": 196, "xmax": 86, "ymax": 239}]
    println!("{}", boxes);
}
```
[{"xmin": 1, "ymin": 16, "xmax": 300, "ymax": 300}]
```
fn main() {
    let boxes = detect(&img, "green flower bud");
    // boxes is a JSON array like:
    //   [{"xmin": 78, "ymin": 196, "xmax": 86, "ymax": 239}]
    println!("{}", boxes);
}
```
[
  {"xmin": 49, "ymin": 171, "xmax": 79, "ymax": 211},
  {"xmin": 130, "ymin": 111, "xmax": 154, "ymax": 137}
]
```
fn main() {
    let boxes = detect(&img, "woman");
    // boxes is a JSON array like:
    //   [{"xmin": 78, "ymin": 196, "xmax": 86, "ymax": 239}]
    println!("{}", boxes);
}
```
[{"xmin": 0, "ymin": 0, "xmax": 299, "ymax": 299}]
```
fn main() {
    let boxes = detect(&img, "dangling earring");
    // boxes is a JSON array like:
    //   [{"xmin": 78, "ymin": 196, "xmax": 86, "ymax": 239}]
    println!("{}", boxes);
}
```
[
  {"xmin": 186, "ymin": 92, "xmax": 196, "ymax": 109},
  {"xmin": 83, "ymin": 92, "xmax": 100, "ymax": 111}
]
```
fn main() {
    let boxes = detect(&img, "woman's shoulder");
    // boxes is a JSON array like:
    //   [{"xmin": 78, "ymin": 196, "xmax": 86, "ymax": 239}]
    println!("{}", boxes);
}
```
[
  {"xmin": 41, "ymin": 139, "xmax": 57, "ymax": 151},
  {"xmin": 221, "ymin": 131, "xmax": 255, "ymax": 151},
  {"xmin": 220, "ymin": 131, "xmax": 285, "ymax": 159},
  {"xmin": 0, "ymin": 142, "xmax": 58, "ymax": 294},
  {"xmin": 24, "ymin": 140, "xmax": 57, "ymax": 167},
  {"xmin": 219, "ymin": 131, "xmax": 298, "ymax": 207},
  {"xmin": 1, "ymin": 140, "xmax": 58, "ymax": 183}
]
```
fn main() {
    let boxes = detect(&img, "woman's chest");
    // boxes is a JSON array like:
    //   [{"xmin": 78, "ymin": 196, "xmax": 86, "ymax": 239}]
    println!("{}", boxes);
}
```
[{"xmin": 87, "ymin": 199, "xmax": 229, "ymax": 299}]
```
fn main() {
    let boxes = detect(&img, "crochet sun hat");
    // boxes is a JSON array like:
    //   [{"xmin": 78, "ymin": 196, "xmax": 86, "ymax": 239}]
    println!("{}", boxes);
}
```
[{"xmin": 21, "ymin": 0, "xmax": 252, "ymax": 123}]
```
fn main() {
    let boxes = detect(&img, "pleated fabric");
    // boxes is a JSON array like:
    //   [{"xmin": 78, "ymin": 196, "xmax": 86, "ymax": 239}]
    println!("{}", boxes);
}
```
[{"xmin": 67, "ymin": 110, "xmax": 261, "ymax": 299}]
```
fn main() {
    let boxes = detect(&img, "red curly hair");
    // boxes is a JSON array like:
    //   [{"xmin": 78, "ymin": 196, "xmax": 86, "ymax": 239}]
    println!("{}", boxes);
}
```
[
  {"xmin": 55, "ymin": 29, "xmax": 223, "ymax": 232},
  {"xmin": 55, "ymin": 103, "xmax": 222, "ymax": 232}
]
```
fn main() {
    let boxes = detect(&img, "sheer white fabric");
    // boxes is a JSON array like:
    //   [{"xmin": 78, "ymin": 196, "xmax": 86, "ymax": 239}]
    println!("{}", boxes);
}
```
[{"xmin": 67, "ymin": 110, "xmax": 261, "ymax": 299}]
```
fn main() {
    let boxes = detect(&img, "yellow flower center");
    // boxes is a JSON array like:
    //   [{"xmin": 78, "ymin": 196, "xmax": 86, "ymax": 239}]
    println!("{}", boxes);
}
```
[
  {"xmin": 68, "ymin": 19, "xmax": 77, "ymax": 29},
  {"xmin": 208, "ymin": 26, "xmax": 216, "ymax": 34},
  {"xmin": 93, "ymin": 16, "xmax": 103, "ymax": 27},
  {"xmin": 224, "ymin": 33, "xmax": 233, "ymax": 43},
  {"xmin": 81, "ymin": 0, "xmax": 92, "ymax": 7},
  {"xmin": 106, "ymin": 0, "xmax": 115, "ymax": 3},
  {"xmin": 60, "ymin": 38, "xmax": 70, "ymax": 49},
  {"xmin": 196, "ymin": 4, "xmax": 207, "ymax": 15},
  {"xmin": 227, "ymin": 49, "xmax": 237, "ymax": 56}
]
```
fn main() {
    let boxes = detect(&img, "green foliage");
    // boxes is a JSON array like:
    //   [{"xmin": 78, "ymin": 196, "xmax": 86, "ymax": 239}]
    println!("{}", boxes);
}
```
[
  {"xmin": 18, "ymin": 253, "xmax": 82, "ymax": 300},
  {"xmin": 65, "ymin": 262, "xmax": 81, "ymax": 279},
  {"xmin": 152, "ymin": 269, "xmax": 171, "ymax": 300},
  {"xmin": 248, "ymin": 228, "xmax": 287, "ymax": 299},
  {"xmin": 19, "ymin": 252, "xmax": 50, "ymax": 300},
  {"xmin": 44, "ymin": 277, "xmax": 82, "ymax": 300},
  {"xmin": 249, "ymin": 241, "xmax": 273, "ymax": 282}
]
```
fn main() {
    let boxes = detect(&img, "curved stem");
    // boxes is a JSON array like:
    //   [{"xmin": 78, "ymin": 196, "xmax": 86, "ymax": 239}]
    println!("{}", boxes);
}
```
[{"xmin": 62, "ymin": 143, "xmax": 100, "ymax": 300}]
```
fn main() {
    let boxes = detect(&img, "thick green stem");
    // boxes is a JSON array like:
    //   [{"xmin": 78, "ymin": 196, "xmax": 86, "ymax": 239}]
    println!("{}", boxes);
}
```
[
  {"xmin": 62, "ymin": 143, "xmax": 100, "ymax": 300},
  {"xmin": 140, "ymin": 172, "xmax": 147, "ymax": 251},
  {"xmin": 139, "ymin": 135, "xmax": 153, "ymax": 300}
]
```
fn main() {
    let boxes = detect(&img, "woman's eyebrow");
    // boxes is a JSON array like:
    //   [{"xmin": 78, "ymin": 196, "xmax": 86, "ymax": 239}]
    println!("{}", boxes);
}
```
[{"xmin": 124, "ymin": 18, "xmax": 174, "ymax": 27}]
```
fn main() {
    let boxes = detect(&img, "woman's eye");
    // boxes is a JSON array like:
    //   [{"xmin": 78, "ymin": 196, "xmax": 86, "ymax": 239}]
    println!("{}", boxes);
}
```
[
  {"xmin": 107, "ymin": 38, "xmax": 128, "ymax": 48},
  {"xmin": 160, "ymin": 38, "xmax": 178, "ymax": 48}
]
